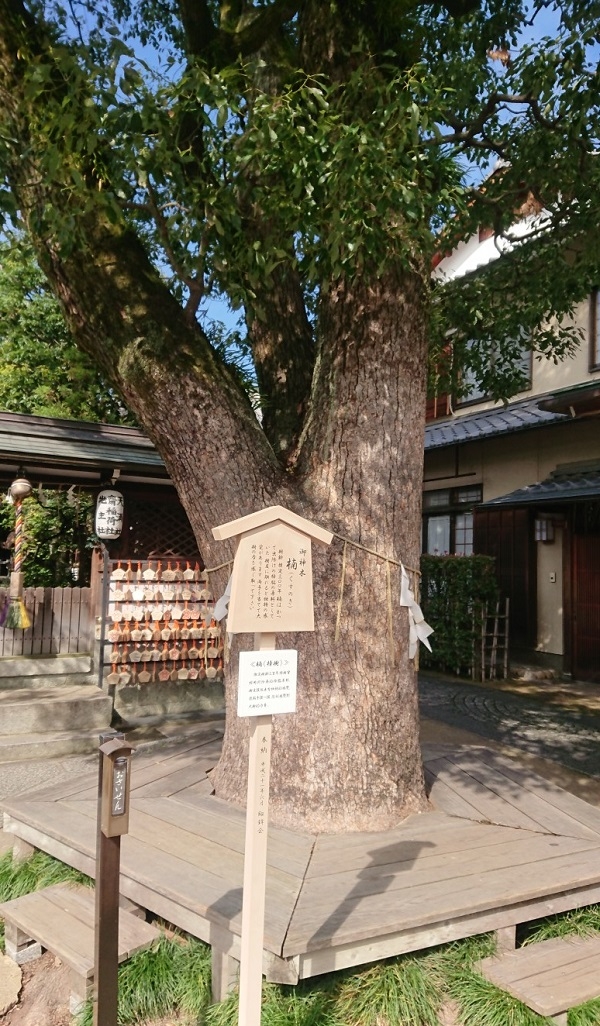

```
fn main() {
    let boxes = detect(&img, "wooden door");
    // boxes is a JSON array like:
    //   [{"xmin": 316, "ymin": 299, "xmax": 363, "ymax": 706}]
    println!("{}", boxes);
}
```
[
  {"xmin": 571, "ymin": 516, "xmax": 600, "ymax": 682},
  {"xmin": 474, "ymin": 507, "xmax": 537, "ymax": 648}
]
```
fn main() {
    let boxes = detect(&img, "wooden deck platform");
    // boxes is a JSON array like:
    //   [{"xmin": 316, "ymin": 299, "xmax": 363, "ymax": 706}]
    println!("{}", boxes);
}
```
[{"xmin": 3, "ymin": 732, "xmax": 600, "ymax": 989}]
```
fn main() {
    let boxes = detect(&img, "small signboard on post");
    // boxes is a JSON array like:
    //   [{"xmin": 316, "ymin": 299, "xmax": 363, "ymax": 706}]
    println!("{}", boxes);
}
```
[
  {"xmin": 214, "ymin": 505, "xmax": 332, "ymax": 634},
  {"xmin": 237, "ymin": 650, "xmax": 298, "ymax": 717},
  {"xmin": 212, "ymin": 506, "xmax": 332, "ymax": 1026}
]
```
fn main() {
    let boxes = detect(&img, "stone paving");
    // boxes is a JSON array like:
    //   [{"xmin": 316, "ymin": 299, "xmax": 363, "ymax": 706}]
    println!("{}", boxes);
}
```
[
  {"xmin": 1, "ymin": 677, "xmax": 599, "ymax": 810},
  {"xmin": 419, "ymin": 673, "xmax": 600, "ymax": 780},
  {"xmin": 0, "ymin": 752, "xmax": 98, "ymax": 803}
]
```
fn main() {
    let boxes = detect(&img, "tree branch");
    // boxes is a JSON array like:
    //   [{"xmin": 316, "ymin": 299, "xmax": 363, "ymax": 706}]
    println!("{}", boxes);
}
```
[
  {"xmin": 146, "ymin": 184, "xmax": 205, "ymax": 324},
  {"xmin": 423, "ymin": 0, "xmax": 480, "ymax": 13},
  {"xmin": 229, "ymin": 0, "xmax": 301, "ymax": 58},
  {"xmin": 178, "ymin": 0, "xmax": 302, "ymax": 64},
  {"xmin": 176, "ymin": 0, "xmax": 218, "ymax": 59},
  {"xmin": 0, "ymin": 0, "xmax": 285, "ymax": 520}
]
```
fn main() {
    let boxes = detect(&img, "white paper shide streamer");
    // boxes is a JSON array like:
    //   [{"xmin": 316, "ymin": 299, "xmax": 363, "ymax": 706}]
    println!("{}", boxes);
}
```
[
  {"xmin": 213, "ymin": 574, "xmax": 232, "ymax": 622},
  {"xmin": 400, "ymin": 564, "xmax": 434, "ymax": 660}
]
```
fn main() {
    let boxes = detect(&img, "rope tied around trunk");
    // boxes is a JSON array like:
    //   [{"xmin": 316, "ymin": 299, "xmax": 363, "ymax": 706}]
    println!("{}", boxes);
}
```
[{"xmin": 331, "ymin": 532, "xmax": 431, "ymax": 664}]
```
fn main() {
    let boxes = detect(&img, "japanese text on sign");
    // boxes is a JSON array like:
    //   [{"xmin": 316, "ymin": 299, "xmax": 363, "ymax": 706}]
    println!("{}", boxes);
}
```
[
  {"xmin": 225, "ymin": 522, "xmax": 315, "ymax": 633},
  {"xmin": 248, "ymin": 541, "xmax": 308, "ymax": 622},
  {"xmin": 95, "ymin": 489, "xmax": 125, "ymax": 540},
  {"xmin": 237, "ymin": 649, "xmax": 298, "ymax": 717}
]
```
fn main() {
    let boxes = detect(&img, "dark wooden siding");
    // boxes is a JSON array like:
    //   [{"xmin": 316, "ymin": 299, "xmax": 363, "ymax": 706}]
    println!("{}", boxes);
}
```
[
  {"xmin": 474, "ymin": 508, "xmax": 537, "ymax": 648},
  {"xmin": 425, "ymin": 393, "xmax": 451, "ymax": 421},
  {"xmin": 570, "ymin": 502, "xmax": 600, "ymax": 682}
]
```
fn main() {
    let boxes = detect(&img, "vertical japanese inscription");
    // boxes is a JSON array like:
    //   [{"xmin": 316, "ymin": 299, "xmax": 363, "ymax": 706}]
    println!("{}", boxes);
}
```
[
  {"xmin": 257, "ymin": 736, "xmax": 268, "ymax": 835},
  {"xmin": 227, "ymin": 523, "xmax": 315, "ymax": 633}
]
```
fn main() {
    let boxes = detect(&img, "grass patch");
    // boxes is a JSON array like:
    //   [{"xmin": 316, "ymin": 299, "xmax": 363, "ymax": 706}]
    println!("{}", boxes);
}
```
[
  {"xmin": 204, "ymin": 975, "xmax": 342, "ymax": 1026},
  {"xmin": 2, "ymin": 846, "xmax": 600, "ymax": 1026},
  {"xmin": 76, "ymin": 933, "xmax": 212, "ymax": 1026},
  {"xmin": 333, "ymin": 955, "xmax": 442, "ymax": 1026},
  {"xmin": 0, "ymin": 847, "xmax": 90, "ymax": 951},
  {"xmin": 524, "ymin": 902, "xmax": 600, "ymax": 943}
]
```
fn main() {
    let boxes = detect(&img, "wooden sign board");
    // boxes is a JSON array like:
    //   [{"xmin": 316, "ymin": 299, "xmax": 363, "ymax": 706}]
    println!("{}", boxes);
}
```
[
  {"xmin": 228, "ymin": 522, "xmax": 314, "ymax": 633},
  {"xmin": 238, "ymin": 649, "xmax": 297, "ymax": 716},
  {"xmin": 211, "ymin": 506, "xmax": 332, "ymax": 1026},
  {"xmin": 212, "ymin": 506, "xmax": 333, "ymax": 635}
]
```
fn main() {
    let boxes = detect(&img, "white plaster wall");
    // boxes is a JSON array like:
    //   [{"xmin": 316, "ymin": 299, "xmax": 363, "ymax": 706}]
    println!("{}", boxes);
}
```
[
  {"xmin": 536, "ymin": 527, "xmax": 564, "ymax": 655},
  {"xmin": 528, "ymin": 298, "xmax": 598, "ymax": 396},
  {"xmin": 449, "ymin": 295, "xmax": 600, "ymax": 418}
]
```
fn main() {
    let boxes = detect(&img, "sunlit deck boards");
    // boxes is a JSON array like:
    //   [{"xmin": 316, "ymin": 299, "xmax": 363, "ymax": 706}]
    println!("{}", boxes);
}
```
[
  {"xmin": 422, "ymin": 744, "xmax": 600, "ymax": 838},
  {"xmin": 3, "ymin": 735, "xmax": 600, "ymax": 984}
]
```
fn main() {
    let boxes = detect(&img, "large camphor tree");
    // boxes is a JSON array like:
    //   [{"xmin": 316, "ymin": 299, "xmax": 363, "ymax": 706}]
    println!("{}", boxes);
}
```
[{"xmin": 0, "ymin": 0, "xmax": 598, "ymax": 832}]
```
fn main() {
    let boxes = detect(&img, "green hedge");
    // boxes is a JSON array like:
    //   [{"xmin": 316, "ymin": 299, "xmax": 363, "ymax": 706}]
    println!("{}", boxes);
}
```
[{"xmin": 420, "ymin": 555, "xmax": 499, "ymax": 677}]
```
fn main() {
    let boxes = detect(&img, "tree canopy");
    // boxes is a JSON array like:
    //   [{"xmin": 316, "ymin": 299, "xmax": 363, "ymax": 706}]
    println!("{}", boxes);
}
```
[
  {"xmin": 0, "ymin": 0, "xmax": 599, "ymax": 831},
  {"xmin": 1, "ymin": 1, "xmax": 598, "ymax": 411},
  {"xmin": 0, "ymin": 239, "xmax": 132, "ymax": 422}
]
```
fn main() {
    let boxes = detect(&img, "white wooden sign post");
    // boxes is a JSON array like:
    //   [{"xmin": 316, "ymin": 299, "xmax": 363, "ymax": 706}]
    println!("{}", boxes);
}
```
[{"xmin": 212, "ymin": 506, "xmax": 332, "ymax": 1026}]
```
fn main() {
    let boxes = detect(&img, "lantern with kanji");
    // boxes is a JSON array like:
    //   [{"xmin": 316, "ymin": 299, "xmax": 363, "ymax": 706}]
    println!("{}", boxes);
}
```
[{"xmin": 95, "ymin": 489, "xmax": 125, "ymax": 540}]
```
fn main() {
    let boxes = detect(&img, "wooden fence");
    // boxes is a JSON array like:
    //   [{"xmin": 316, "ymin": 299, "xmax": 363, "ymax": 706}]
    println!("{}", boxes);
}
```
[{"xmin": 0, "ymin": 587, "xmax": 92, "ymax": 657}]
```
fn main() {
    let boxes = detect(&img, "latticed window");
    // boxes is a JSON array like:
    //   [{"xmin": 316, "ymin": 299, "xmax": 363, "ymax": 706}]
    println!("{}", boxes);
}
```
[
  {"xmin": 114, "ymin": 495, "xmax": 201, "ymax": 562},
  {"xmin": 422, "ymin": 486, "xmax": 482, "ymax": 556}
]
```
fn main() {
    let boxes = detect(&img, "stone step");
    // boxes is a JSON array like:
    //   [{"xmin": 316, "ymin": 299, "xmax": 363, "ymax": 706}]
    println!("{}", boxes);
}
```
[
  {"xmin": 0, "ymin": 671, "xmax": 96, "ymax": 690},
  {"xmin": 0, "ymin": 655, "xmax": 92, "ymax": 679},
  {"xmin": 0, "ymin": 727, "xmax": 111, "ymax": 762},
  {"xmin": 0, "ymin": 688, "xmax": 112, "ymax": 736}
]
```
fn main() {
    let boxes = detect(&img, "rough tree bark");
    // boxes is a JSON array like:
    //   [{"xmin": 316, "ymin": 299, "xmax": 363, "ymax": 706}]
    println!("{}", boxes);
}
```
[
  {"xmin": 0, "ymin": 0, "xmax": 430, "ymax": 832},
  {"xmin": 212, "ymin": 267, "xmax": 430, "ymax": 832}
]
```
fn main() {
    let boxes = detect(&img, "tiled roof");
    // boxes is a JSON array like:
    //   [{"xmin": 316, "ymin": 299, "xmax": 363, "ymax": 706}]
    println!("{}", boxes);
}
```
[
  {"xmin": 425, "ymin": 397, "xmax": 567, "ymax": 450},
  {"xmin": 479, "ymin": 470, "xmax": 600, "ymax": 508},
  {"xmin": 0, "ymin": 412, "xmax": 166, "ymax": 477}
]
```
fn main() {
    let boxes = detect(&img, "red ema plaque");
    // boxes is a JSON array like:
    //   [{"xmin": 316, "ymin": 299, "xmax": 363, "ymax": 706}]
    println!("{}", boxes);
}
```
[{"xmin": 212, "ymin": 506, "xmax": 333, "ymax": 635}]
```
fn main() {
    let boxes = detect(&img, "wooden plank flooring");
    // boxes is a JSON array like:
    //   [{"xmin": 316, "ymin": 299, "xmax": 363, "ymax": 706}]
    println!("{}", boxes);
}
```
[
  {"xmin": 3, "ymin": 733, "xmax": 600, "ymax": 982},
  {"xmin": 0, "ymin": 883, "xmax": 159, "ymax": 977},
  {"xmin": 424, "ymin": 746, "xmax": 600, "ymax": 838}
]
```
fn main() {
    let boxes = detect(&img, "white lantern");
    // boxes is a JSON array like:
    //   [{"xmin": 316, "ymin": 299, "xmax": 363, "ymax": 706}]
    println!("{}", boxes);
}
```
[{"xmin": 95, "ymin": 489, "xmax": 124, "ymax": 540}]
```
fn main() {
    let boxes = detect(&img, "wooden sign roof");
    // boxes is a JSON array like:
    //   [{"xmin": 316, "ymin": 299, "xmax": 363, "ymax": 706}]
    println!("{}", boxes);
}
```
[{"xmin": 212, "ymin": 505, "xmax": 333, "ymax": 546}]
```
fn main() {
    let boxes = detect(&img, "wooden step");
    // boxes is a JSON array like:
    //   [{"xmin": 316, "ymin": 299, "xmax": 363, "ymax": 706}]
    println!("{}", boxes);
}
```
[
  {"xmin": 479, "ymin": 932, "xmax": 600, "ymax": 1025},
  {"xmin": 0, "ymin": 882, "xmax": 160, "ymax": 1012}
]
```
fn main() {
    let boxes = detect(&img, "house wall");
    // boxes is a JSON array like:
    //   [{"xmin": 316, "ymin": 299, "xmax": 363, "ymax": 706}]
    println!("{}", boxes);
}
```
[
  {"xmin": 423, "ymin": 445, "xmax": 481, "ymax": 489},
  {"xmin": 425, "ymin": 420, "xmax": 600, "ymax": 500},
  {"xmin": 450, "ymin": 295, "xmax": 600, "ymax": 418},
  {"xmin": 424, "ymin": 419, "xmax": 600, "ymax": 659},
  {"xmin": 431, "ymin": 234, "xmax": 600, "ymax": 673}
]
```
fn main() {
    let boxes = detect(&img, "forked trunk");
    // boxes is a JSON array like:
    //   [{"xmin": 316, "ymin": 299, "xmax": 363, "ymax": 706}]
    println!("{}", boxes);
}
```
[
  {"xmin": 211, "ymin": 267, "xmax": 430, "ymax": 832},
  {"xmin": 0, "ymin": 0, "xmax": 430, "ymax": 834}
]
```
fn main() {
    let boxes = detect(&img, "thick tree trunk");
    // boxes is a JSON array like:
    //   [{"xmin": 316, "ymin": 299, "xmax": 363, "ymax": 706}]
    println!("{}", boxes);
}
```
[
  {"xmin": 248, "ymin": 261, "xmax": 315, "ymax": 461},
  {"xmin": 0, "ymin": 0, "xmax": 430, "ymax": 834},
  {"xmin": 211, "ymin": 267, "xmax": 430, "ymax": 832}
]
